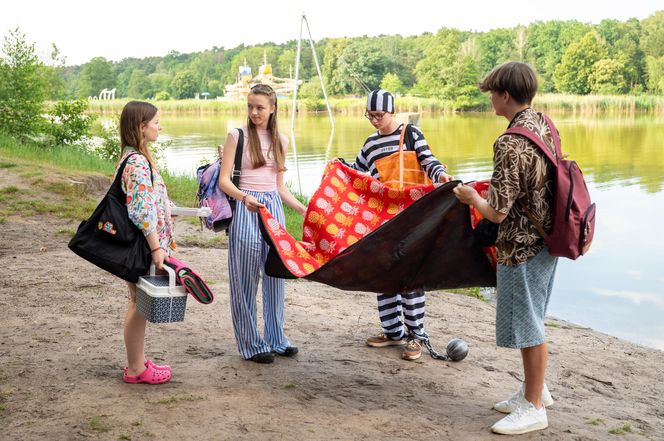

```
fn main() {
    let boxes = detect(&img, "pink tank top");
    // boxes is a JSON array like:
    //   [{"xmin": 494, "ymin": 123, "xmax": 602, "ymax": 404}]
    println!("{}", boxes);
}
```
[{"xmin": 229, "ymin": 128, "xmax": 288, "ymax": 192}]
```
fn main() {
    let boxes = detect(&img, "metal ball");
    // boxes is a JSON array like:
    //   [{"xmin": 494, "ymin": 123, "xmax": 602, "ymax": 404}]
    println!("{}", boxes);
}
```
[{"xmin": 446, "ymin": 338, "xmax": 469, "ymax": 361}]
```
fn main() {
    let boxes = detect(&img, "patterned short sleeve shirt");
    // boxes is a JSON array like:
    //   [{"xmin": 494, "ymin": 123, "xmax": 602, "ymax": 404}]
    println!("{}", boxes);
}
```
[{"xmin": 487, "ymin": 108, "xmax": 556, "ymax": 266}]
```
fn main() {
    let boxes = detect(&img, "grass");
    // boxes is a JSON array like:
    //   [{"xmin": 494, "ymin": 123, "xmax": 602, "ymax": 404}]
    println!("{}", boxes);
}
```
[
  {"xmin": 284, "ymin": 380, "xmax": 298, "ymax": 389},
  {"xmin": 88, "ymin": 415, "xmax": 111, "ymax": 433},
  {"xmin": 145, "ymin": 393, "xmax": 203, "ymax": 405},
  {"xmin": 0, "ymin": 185, "xmax": 20, "ymax": 194},
  {"xmin": 0, "ymin": 133, "xmax": 306, "ymax": 238},
  {"xmin": 608, "ymin": 422, "xmax": 632, "ymax": 435},
  {"xmin": 54, "ymin": 227, "xmax": 76, "ymax": 237},
  {"xmin": 446, "ymin": 287, "xmax": 488, "ymax": 301},
  {"xmin": 0, "ymin": 390, "xmax": 7, "ymax": 415},
  {"xmin": 584, "ymin": 417, "xmax": 604, "ymax": 426},
  {"xmin": 85, "ymin": 94, "xmax": 664, "ymax": 117}
]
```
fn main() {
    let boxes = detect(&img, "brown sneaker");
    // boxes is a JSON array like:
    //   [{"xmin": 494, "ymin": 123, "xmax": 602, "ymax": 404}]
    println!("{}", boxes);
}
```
[
  {"xmin": 402, "ymin": 339, "xmax": 422, "ymax": 360},
  {"xmin": 366, "ymin": 333, "xmax": 406, "ymax": 348}
]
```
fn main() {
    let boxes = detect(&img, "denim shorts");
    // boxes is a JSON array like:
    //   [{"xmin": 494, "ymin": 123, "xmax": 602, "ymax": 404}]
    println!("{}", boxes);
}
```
[{"xmin": 495, "ymin": 248, "xmax": 558, "ymax": 349}]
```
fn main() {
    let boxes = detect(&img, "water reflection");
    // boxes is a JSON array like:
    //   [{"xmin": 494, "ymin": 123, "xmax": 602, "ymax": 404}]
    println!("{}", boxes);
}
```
[{"xmin": 157, "ymin": 112, "xmax": 664, "ymax": 350}]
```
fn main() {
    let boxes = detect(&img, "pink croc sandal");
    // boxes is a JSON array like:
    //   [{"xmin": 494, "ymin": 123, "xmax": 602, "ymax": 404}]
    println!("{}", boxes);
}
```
[
  {"xmin": 146, "ymin": 359, "xmax": 170, "ymax": 371},
  {"xmin": 123, "ymin": 359, "xmax": 171, "ymax": 375},
  {"xmin": 123, "ymin": 363, "xmax": 171, "ymax": 384}
]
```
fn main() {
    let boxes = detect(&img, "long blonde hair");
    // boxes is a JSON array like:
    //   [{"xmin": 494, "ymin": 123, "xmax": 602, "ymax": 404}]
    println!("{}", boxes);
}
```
[
  {"xmin": 246, "ymin": 84, "xmax": 286, "ymax": 172},
  {"xmin": 119, "ymin": 100, "xmax": 158, "ymax": 169}
]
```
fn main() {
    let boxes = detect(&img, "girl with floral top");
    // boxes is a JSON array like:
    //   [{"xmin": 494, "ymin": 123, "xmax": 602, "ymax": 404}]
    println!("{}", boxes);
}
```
[
  {"xmin": 219, "ymin": 84, "xmax": 307, "ymax": 364},
  {"xmin": 117, "ymin": 101, "xmax": 173, "ymax": 384}
]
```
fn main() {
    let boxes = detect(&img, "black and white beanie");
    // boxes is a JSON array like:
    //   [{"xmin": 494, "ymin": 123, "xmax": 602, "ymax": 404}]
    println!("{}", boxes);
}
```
[{"xmin": 367, "ymin": 89, "xmax": 394, "ymax": 113}]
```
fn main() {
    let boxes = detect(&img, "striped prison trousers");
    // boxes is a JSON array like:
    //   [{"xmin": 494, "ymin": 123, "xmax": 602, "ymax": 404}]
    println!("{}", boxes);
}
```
[
  {"xmin": 228, "ymin": 190, "xmax": 291, "ymax": 359},
  {"xmin": 377, "ymin": 290, "xmax": 426, "ymax": 339}
]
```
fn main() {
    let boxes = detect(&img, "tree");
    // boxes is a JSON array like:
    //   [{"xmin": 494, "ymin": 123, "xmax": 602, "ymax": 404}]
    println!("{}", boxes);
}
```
[
  {"xmin": 0, "ymin": 28, "xmax": 48, "ymax": 138},
  {"xmin": 40, "ymin": 44, "xmax": 67, "ymax": 100},
  {"xmin": 322, "ymin": 38, "xmax": 351, "ymax": 95},
  {"xmin": 589, "ymin": 59, "xmax": 627, "ymax": 94},
  {"xmin": 598, "ymin": 18, "xmax": 645, "ymax": 92},
  {"xmin": 77, "ymin": 57, "xmax": 115, "ymax": 98},
  {"xmin": 413, "ymin": 29, "xmax": 479, "ymax": 101},
  {"xmin": 126, "ymin": 69, "xmax": 151, "ymax": 98},
  {"xmin": 170, "ymin": 70, "xmax": 197, "ymax": 98},
  {"xmin": 476, "ymin": 28, "xmax": 518, "ymax": 76},
  {"xmin": 525, "ymin": 20, "xmax": 593, "ymax": 92},
  {"xmin": 322, "ymin": 39, "xmax": 391, "ymax": 95},
  {"xmin": 380, "ymin": 73, "xmax": 405, "ymax": 95},
  {"xmin": 148, "ymin": 72, "xmax": 172, "ymax": 98},
  {"xmin": 554, "ymin": 31, "xmax": 608, "ymax": 94},
  {"xmin": 645, "ymin": 55, "xmax": 664, "ymax": 94},
  {"xmin": 640, "ymin": 11, "xmax": 664, "ymax": 58}
]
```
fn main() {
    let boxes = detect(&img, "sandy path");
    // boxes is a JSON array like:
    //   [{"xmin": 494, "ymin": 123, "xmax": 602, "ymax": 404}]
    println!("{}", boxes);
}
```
[{"xmin": 1, "ymin": 165, "xmax": 663, "ymax": 441}]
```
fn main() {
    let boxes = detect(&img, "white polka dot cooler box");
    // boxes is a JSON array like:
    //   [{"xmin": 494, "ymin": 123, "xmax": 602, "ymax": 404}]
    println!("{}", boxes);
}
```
[{"xmin": 136, "ymin": 264, "xmax": 188, "ymax": 323}]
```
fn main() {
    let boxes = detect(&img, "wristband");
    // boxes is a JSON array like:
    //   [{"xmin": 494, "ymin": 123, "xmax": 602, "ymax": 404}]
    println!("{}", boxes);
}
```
[{"xmin": 150, "ymin": 247, "xmax": 162, "ymax": 253}]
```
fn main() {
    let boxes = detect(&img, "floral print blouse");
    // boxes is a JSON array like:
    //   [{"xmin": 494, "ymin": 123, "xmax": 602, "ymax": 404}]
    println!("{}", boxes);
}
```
[{"xmin": 116, "ymin": 148, "xmax": 175, "ymax": 252}]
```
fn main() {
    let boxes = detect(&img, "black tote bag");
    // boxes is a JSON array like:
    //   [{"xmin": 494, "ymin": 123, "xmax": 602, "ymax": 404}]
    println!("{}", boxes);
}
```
[{"xmin": 68, "ymin": 154, "xmax": 152, "ymax": 283}]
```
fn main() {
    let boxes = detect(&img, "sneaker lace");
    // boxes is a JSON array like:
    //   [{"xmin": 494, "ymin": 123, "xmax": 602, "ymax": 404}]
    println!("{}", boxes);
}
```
[{"xmin": 505, "ymin": 401, "xmax": 530, "ymax": 422}]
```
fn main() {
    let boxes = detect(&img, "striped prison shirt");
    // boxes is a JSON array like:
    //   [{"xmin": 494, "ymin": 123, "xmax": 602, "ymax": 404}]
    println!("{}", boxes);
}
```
[{"xmin": 349, "ymin": 124, "xmax": 447, "ymax": 182}]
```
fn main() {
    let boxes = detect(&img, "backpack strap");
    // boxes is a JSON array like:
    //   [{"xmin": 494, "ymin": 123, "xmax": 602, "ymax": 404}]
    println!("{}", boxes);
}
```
[
  {"xmin": 501, "ymin": 124, "xmax": 560, "ymax": 240},
  {"xmin": 231, "ymin": 128, "xmax": 244, "ymax": 189},
  {"xmin": 403, "ymin": 123, "xmax": 414, "ymax": 151},
  {"xmin": 504, "ymin": 127, "xmax": 557, "ymax": 164}
]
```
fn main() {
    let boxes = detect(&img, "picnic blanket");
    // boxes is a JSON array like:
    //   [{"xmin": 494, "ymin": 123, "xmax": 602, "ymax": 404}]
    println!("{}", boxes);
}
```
[
  {"xmin": 258, "ymin": 160, "xmax": 496, "ymax": 294},
  {"xmin": 165, "ymin": 256, "xmax": 214, "ymax": 304}
]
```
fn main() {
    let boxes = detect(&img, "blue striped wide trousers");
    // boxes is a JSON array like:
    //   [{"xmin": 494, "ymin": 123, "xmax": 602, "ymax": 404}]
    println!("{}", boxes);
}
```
[{"xmin": 228, "ymin": 190, "xmax": 291, "ymax": 359}]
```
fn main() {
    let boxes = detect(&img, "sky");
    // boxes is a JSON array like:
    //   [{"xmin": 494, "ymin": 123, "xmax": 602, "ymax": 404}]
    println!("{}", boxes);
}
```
[{"xmin": 1, "ymin": 0, "xmax": 662, "ymax": 66}]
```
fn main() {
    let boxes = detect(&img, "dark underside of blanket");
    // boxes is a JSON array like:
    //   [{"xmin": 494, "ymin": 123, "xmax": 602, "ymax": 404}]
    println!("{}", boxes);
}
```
[{"xmin": 260, "ymin": 182, "xmax": 496, "ymax": 294}]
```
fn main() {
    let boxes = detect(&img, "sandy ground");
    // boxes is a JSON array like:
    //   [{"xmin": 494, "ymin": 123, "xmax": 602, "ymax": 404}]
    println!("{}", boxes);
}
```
[{"xmin": 1, "ymin": 165, "xmax": 664, "ymax": 441}]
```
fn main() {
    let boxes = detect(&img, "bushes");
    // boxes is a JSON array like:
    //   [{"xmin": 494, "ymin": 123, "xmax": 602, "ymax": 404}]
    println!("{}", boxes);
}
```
[
  {"xmin": 0, "ymin": 28, "xmax": 48, "ymax": 139},
  {"xmin": 46, "ymin": 99, "xmax": 96, "ymax": 146}
]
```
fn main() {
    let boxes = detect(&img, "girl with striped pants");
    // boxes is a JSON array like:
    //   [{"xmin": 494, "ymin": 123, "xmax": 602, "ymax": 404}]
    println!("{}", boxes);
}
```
[{"xmin": 219, "ymin": 84, "xmax": 307, "ymax": 364}]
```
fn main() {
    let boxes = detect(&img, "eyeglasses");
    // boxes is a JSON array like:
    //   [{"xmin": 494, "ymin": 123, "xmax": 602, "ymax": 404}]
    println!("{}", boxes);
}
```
[{"xmin": 364, "ymin": 110, "xmax": 387, "ymax": 121}]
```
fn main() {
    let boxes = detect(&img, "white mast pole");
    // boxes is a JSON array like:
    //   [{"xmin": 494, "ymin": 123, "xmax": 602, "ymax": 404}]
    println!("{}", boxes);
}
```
[
  {"xmin": 302, "ymin": 15, "xmax": 335, "ymax": 162},
  {"xmin": 289, "ymin": 14, "xmax": 305, "ymax": 195}
]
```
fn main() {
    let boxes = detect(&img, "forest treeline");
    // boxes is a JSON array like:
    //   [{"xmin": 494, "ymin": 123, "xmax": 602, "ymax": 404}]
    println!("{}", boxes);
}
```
[
  {"xmin": 2, "ymin": 11, "xmax": 664, "ymax": 116},
  {"xmin": 30, "ymin": 11, "xmax": 664, "ymax": 108}
]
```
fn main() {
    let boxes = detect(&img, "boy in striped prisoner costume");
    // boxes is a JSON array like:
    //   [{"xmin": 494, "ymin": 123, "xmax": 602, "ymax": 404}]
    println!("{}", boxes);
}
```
[{"xmin": 348, "ymin": 89, "xmax": 453, "ymax": 360}]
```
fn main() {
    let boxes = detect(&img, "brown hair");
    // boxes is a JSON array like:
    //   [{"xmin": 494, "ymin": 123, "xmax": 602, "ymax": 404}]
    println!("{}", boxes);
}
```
[
  {"xmin": 119, "ymin": 100, "xmax": 159, "ymax": 169},
  {"xmin": 479, "ymin": 61, "xmax": 538, "ymax": 105},
  {"xmin": 246, "ymin": 84, "xmax": 286, "ymax": 172}
]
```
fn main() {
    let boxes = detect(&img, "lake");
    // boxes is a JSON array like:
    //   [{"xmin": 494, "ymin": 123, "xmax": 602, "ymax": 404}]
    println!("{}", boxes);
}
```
[{"xmin": 157, "ymin": 112, "xmax": 664, "ymax": 351}]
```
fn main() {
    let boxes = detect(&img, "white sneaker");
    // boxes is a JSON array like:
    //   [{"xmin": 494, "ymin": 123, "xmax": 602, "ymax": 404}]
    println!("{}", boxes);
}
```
[
  {"xmin": 491, "ymin": 401, "xmax": 548, "ymax": 435},
  {"xmin": 493, "ymin": 383, "xmax": 554, "ymax": 413}
]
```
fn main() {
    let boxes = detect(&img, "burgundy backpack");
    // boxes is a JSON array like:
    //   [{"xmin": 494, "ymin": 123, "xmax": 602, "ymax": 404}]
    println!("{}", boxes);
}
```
[{"xmin": 504, "ymin": 116, "xmax": 596, "ymax": 260}]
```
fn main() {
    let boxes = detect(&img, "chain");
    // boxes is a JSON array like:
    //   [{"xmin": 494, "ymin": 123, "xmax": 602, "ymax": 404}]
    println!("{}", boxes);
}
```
[{"xmin": 409, "ymin": 331, "xmax": 449, "ymax": 361}]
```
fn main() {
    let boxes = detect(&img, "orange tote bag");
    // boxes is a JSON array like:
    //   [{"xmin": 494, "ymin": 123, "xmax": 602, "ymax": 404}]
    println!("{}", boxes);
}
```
[{"xmin": 374, "ymin": 124, "xmax": 432, "ymax": 189}]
